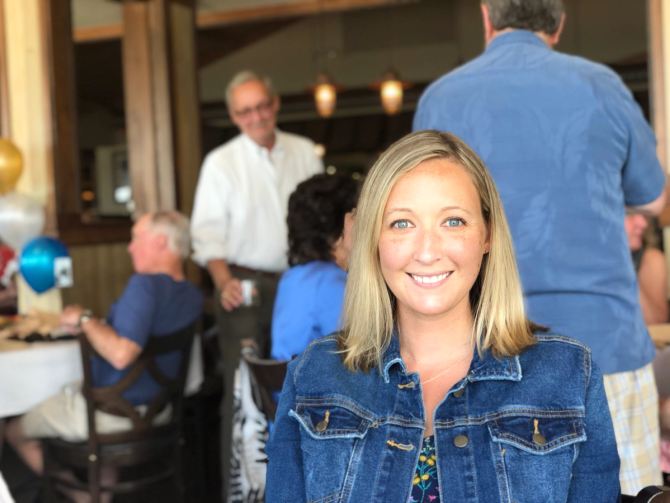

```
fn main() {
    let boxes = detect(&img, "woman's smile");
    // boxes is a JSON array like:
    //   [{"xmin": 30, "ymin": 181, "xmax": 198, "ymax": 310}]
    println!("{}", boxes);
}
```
[{"xmin": 407, "ymin": 271, "xmax": 452, "ymax": 287}]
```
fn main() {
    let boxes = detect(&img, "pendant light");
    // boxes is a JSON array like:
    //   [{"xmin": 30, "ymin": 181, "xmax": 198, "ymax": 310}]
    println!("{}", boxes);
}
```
[
  {"xmin": 314, "ymin": 73, "xmax": 337, "ymax": 118},
  {"xmin": 371, "ymin": 69, "xmax": 412, "ymax": 116},
  {"xmin": 380, "ymin": 69, "xmax": 404, "ymax": 115}
]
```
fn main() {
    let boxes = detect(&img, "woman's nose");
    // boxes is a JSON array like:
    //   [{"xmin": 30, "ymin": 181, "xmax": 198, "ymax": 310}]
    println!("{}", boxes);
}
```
[{"xmin": 415, "ymin": 229, "xmax": 441, "ymax": 264}]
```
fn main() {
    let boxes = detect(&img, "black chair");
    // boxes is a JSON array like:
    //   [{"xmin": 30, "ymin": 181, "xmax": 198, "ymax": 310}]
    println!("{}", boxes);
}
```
[
  {"xmin": 240, "ymin": 347, "xmax": 288, "ymax": 422},
  {"xmin": 623, "ymin": 486, "xmax": 670, "ymax": 502},
  {"xmin": 41, "ymin": 324, "xmax": 195, "ymax": 503}
]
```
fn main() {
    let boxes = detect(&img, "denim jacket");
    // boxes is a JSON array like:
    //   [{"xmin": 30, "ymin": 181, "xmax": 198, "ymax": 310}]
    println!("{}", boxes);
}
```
[{"xmin": 266, "ymin": 333, "xmax": 621, "ymax": 503}]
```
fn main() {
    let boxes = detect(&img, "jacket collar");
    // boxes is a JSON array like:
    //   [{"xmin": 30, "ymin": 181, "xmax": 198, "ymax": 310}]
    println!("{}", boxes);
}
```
[
  {"xmin": 381, "ymin": 331, "xmax": 522, "ymax": 383},
  {"xmin": 486, "ymin": 30, "xmax": 549, "ymax": 54}
]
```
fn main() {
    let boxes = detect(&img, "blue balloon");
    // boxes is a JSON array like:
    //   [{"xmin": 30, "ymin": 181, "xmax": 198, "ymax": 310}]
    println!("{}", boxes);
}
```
[{"xmin": 20, "ymin": 237, "xmax": 70, "ymax": 294}]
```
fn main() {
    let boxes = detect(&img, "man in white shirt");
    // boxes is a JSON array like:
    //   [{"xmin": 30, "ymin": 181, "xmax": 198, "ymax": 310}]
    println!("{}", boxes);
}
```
[{"xmin": 190, "ymin": 70, "xmax": 322, "ymax": 497}]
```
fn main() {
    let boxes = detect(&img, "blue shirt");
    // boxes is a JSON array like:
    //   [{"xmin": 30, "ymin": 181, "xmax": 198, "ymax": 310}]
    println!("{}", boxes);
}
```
[
  {"xmin": 90, "ymin": 273, "xmax": 203, "ymax": 406},
  {"xmin": 266, "ymin": 333, "xmax": 621, "ymax": 502},
  {"xmin": 414, "ymin": 31, "xmax": 665, "ymax": 375},
  {"xmin": 270, "ymin": 261, "xmax": 346, "ymax": 360}
]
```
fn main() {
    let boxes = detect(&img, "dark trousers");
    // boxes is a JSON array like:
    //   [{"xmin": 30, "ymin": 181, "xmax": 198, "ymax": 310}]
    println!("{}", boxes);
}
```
[{"xmin": 215, "ymin": 267, "xmax": 278, "ymax": 501}]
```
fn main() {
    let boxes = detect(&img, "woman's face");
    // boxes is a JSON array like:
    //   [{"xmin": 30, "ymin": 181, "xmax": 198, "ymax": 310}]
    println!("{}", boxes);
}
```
[{"xmin": 378, "ymin": 158, "xmax": 489, "ymax": 322}]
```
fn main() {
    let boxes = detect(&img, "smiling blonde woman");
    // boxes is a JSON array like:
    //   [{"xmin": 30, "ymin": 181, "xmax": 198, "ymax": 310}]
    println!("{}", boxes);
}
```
[{"xmin": 265, "ymin": 131, "xmax": 620, "ymax": 503}]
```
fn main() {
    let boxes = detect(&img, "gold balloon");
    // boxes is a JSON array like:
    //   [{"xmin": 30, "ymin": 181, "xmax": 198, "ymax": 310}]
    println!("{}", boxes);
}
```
[{"xmin": 0, "ymin": 138, "xmax": 22, "ymax": 195}]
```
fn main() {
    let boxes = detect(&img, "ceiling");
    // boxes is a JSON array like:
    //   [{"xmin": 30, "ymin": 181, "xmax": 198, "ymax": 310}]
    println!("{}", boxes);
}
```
[{"xmin": 73, "ymin": 0, "xmax": 355, "ymax": 29}]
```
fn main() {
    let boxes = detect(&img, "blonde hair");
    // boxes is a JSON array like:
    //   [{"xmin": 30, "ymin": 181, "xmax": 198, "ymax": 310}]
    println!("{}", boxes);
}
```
[{"xmin": 339, "ymin": 130, "xmax": 539, "ymax": 372}]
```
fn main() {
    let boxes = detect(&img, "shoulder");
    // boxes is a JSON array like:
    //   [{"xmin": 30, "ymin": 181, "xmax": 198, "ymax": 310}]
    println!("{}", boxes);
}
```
[
  {"xmin": 288, "ymin": 335, "xmax": 346, "ymax": 385},
  {"xmin": 277, "ymin": 130, "xmax": 316, "ymax": 155},
  {"xmin": 201, "ymin": 135, "xmax": 245, "ymax": 169},
  {"xmin": 641, "ymin": 247, "xmax": 667, "ymax": 272},
  {"xmin": 520, "ymin": 332, "xmax": 593, "ymax": 387},
  {"xmin": 124, "ymin": 274, "xmax": 157, "ymax": 294},
  {"xmin": 552, "ymin": 52, "xmax": 632, "ymax": 103},
  {"xmin": 309, "ymin": 260, "xmax": 347, "ymax": 278},
  {"xmin": 418, "ymin": 58, "xmax": 483, "ymax": 106}
]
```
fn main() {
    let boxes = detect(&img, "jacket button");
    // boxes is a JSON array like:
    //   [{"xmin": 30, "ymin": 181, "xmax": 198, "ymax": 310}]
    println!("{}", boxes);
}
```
[
  {"xmin": 533, "ymin": 433, "xmax": 547, "ymax": 446},
  {"xmin": 452, "ymin": 388, "xmax": 464, "ymax": 398},
  {"xmin": 454, "ymin": 435, "xmax": 469, "ymax": 448}
]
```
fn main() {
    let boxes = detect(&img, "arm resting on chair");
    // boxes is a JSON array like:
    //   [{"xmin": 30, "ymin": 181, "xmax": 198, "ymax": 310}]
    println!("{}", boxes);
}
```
[{"xmin": 62, "ymin": 305, "xmax": 142, "ymax": 370}]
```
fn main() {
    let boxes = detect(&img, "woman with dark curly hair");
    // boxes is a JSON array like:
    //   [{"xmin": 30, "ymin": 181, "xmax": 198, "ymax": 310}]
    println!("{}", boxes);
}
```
[{"xmin": 270, "ymin": 173, "xmax": 358, "ymax": 361}]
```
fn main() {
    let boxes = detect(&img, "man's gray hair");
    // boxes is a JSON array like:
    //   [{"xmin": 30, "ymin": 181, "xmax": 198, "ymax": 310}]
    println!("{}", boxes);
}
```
[
  {"xmin": 225, "ymin": 70, "xmax": 276, "ymax": 110},
  {"xmin": 483, "ymin": 0, "xmax": 564, "ymax": 34},
  {"xmin": 149, "ymin": 211, "xmax": 191, "ymax": 259}
]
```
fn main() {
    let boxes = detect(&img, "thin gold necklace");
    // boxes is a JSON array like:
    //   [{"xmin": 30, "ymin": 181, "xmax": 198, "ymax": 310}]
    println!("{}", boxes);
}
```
[{"xmin": 420, "ymin": 348, "xmax": 473, "ymax": 385}]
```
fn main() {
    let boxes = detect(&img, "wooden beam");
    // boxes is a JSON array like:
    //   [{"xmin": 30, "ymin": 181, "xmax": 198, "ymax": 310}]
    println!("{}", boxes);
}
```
[
  {"xmin": 0, "ymin": 0, "xmax": 10, "ymax": 137},
  {"xmin": 121, "ymin": 0, "xmax": 201, "ymax": 218},
  {"xmin": 169, "ymin": 1, "xmax": 201, "ymax": 216},
  {"xmin": 43, "ymin": 0, "xmax": 81, "ymax": 216},
  {"xmin": 73, "ymin": 23, "xmax": 123, "ymax": 43},
  {"xmin": 197, "ymin": 0, "xmax": 414, "ymax": 28},
  {"xmin": 122, "ymin": 1, "xmax": 164, "ymax": 216},
  {"xmin": 2, "ymin": 0, "xmax": 72, "ymax": 313},
  {"xmin": 650, "ymin": 0, "xmax": 666, "ymax": 173},
  {"xmin": 73, "ymin": 0, "xmax": 413, "ymax": 42}
]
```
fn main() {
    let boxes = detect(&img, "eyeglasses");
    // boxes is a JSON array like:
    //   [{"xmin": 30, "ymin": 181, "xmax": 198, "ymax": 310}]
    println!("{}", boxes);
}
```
[{"xmin": 232, "ymin": 99, "xmax": 274, "ymax": 120}]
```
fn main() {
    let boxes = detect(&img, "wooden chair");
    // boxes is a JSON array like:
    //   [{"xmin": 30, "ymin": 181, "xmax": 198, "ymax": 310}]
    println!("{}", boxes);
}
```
[
  {"xmin": 41, "ymin": 324, "xmax": 195, "ymax": 503},
  {"xmin": 240, "ymin": 347, "xmax": 288, "ymax": 422},
  {"xmin": 622, "ymin": 486, "xmax": 670, "ymax": 502}
]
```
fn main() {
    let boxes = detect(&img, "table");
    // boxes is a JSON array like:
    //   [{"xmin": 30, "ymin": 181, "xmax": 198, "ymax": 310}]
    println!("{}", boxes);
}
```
[{"xmin": 0, "ymin": 337, "xmax": 203, "ymax": 418}]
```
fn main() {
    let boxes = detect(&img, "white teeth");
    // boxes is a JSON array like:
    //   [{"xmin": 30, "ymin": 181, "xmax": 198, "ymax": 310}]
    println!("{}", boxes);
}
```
[{"xmin": 411, "ymin": 272, "xmax": 450, "ymax": 284}]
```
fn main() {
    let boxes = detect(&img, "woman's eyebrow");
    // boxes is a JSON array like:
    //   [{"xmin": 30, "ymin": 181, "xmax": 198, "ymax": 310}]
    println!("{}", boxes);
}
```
[
  {"xmin": 385, "ymin": 205, "xmax": 474, "ymax": 215},
  {"xmin": 440, "ymin": 205, "xmax": 474, "ymax": 215},
  {"xmin": 385, "ymin": 207, "xmax": 413, "ymax": 214}
]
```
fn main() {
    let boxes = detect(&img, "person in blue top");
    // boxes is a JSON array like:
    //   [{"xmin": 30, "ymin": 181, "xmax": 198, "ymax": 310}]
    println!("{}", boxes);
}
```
[
  {"xmin": 270, "ymin": 173, "xmax": 358, "ymax": 361},
  {"xmin": 266, "ymin": 131, "xmax": 620, "ymax": 502},
  {"xmin": 413, "ymin": 0, "xmax": 667, "ymax": 493},
  {"xmin": 6, "ymin": 211, "xmax": 203, "ymax": 484}
]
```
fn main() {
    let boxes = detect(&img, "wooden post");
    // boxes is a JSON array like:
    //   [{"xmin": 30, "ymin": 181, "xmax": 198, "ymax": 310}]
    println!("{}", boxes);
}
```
[
  {"xmin": 0, "ymin": 0, "xmax": 79, "ymax": 313},
  {"xmin": 121, "ymin": 0, "xmax": 202, "ymax": 218}
]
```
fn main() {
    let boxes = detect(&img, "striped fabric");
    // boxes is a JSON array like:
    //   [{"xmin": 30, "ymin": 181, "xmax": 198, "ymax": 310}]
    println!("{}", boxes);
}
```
[{"xmin": 603, "ymin": 362, "xmax": 662, "ymax": 495}]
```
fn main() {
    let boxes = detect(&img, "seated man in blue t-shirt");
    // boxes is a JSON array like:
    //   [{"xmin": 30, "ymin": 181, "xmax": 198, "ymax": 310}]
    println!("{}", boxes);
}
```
[{"xmin": 6, "ymin": 210, "xmax": 203, "ymax": 481}]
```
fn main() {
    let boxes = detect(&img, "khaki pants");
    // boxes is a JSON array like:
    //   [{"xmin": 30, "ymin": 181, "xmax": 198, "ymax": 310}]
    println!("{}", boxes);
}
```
[
  {"xmin": 21, "ymin": 381, "xmax": 171, "ymax": 442},
  {"xmin": 216, "ymin": 266, "xmax": 278, "ymax": 501}
]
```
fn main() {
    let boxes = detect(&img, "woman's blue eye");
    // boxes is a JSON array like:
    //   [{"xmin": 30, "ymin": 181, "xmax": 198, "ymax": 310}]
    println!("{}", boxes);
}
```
[
  {"xmin": 392, "ymin": 220, "xmax": 410, "ymax": 229},
  {"xmin": 446, "ymin": 218, "xmax": 463, "ymax": 227}
]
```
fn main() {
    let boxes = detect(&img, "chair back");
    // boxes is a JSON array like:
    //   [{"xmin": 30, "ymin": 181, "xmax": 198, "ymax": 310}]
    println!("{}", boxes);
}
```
[
  {"xmin": 78, "ymin": 323, "xmax": 195, "ymax": 448},
  {"xmin": 241, "ymin": 347, "xmax": 288, "ymax": 422}
]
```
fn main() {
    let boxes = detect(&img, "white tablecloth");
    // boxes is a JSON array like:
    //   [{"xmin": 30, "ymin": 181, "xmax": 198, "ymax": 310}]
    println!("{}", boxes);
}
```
[{"xmin": 0, "ymin": 337, "xmax": 203, "ymax": 418}]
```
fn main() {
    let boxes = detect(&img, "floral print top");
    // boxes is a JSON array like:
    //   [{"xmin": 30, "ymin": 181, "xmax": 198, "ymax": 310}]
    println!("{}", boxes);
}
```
[{"xmin": 410, "ymin": 435, "xmax": 439, "ymax": 502}]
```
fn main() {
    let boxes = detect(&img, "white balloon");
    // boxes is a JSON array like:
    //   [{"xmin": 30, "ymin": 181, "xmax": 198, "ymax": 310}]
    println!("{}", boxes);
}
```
[{"xmin": 0, "ymin": 192, "xmax": 45, "ymax": 251}]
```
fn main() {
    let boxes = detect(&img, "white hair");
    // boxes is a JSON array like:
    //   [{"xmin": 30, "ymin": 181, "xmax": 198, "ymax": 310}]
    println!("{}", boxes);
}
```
[
  {"xmin": 225, "ymin": 70, "xmax": 276, "ymax": 110},
  {"xmin": 148, "ymin": 211, "xmax": 191, "ymax": 259}
]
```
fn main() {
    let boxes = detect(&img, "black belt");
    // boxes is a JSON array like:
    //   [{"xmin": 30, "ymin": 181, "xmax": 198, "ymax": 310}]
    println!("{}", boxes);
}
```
[{"xmin": 231, "ymin": 265, "xmax": 280, "ymax": 279}]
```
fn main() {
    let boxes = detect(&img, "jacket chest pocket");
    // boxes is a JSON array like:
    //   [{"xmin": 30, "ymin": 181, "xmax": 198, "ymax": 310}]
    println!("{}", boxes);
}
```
[
  {"xmin": 487, "ymin": 412, "xmax": 586, "ymax": 503},
  {"xmin": 291, "ymin": 403, "xmax": 373, "ymax": 503}
]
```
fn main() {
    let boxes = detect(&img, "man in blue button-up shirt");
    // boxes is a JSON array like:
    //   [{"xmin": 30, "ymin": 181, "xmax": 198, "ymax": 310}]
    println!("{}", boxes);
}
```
[{"xmin": 414, "ymin": 0, "xmax": 667, "ymax": 494}]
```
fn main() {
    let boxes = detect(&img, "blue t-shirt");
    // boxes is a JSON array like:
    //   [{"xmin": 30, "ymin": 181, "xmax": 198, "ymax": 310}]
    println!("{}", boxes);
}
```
[
  {"xmin": 414, "ymin": 31, "xmax": 666, "ymax": 375},
  {"xmin": 270, "ymin": 261, "xmax": 346, "ymax": 360},
  {"xmin": 90, "ymin": 273, "xmax": 203, "ymax": 406}
]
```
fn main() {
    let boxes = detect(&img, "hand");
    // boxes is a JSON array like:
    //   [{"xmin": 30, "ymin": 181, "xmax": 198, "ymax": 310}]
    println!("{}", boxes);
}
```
[
  {"xmin": 219, "ymin": 278, "xmax": 243, "ymax": 312},
  {"xmin": 61, "ymin": 305, "xmax": 84, "ymax": 328}
]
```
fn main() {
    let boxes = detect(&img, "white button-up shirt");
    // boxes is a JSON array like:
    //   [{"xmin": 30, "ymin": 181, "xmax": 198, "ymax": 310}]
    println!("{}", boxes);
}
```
[{"xmin": 190, "ymin": 130, "xmax": 323, "ymax": 272}]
